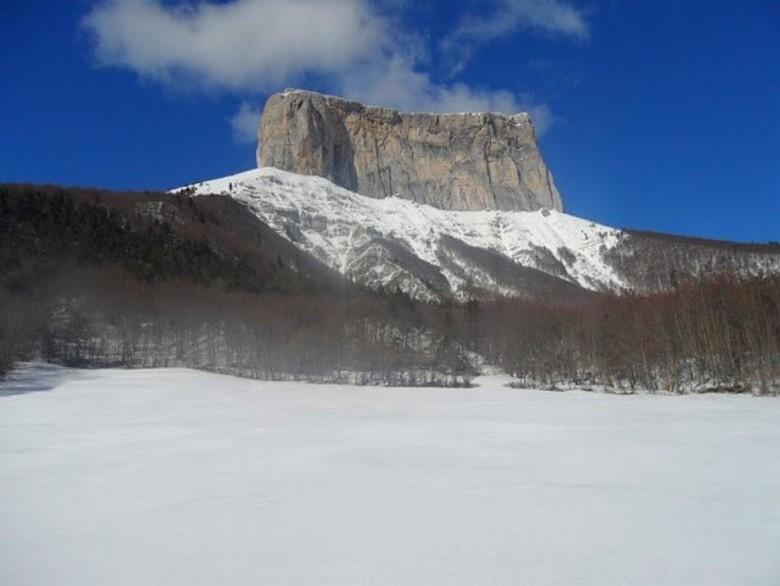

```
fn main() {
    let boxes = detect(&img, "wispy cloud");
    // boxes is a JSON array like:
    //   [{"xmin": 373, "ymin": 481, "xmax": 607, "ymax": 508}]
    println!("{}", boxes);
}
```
[
  {"xmin": 442, "ymin": 0, "xmax": 588, "ymax": 75},
  {"xmin": 83, "ymin": 0, "xmax": 574, "ymax": 136},
  {"xmin": 229, "ymin": 101, "xmax": 261, "ymax": 143},
  {"xmin": 338, "ymin": 54, "xmax": 554, "ymax": 133},
  {"xmin": 457, "ymin": 0, "xmax": 589, "ymax": 41}
]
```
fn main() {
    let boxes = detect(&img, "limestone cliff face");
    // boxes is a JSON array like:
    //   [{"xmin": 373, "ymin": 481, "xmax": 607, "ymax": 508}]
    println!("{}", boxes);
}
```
[{"xmin": 258, "ymin": 90, "xmax": 563, "ymax": 212}]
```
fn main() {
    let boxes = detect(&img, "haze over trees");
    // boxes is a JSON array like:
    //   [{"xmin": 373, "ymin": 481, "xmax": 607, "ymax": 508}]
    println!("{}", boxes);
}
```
[{"xmin": 1, "ymin": 184, "xmax": 778, "ymax": 394}]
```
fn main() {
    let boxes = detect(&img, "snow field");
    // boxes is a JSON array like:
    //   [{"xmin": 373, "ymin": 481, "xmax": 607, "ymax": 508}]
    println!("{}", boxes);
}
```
[{"xmin": 2, "ymin": 366, "xmax": 779, "ymax": 585}]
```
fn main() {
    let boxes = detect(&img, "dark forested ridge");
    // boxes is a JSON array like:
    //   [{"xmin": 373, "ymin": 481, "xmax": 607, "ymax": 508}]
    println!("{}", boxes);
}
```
[
  {"xmin": 607, "ymin": 229, "xmax": 780, "ymax": 293},
  {"xmin": 0, "ymin": 184, "xmax": 475, "ymax": 385},
  {"xmin": 1, "ymin": 183, "xmax": 778, "ymax": 393},
  {"xmin": 0, "ymin": 183, "xmax": 352, "ymax": 295}
]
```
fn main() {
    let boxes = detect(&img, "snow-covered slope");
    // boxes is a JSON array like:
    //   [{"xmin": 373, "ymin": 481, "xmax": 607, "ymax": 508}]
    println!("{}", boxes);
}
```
[{"xmin": 179, "ymin": 168, "xmax": 625, "ymax": 301}]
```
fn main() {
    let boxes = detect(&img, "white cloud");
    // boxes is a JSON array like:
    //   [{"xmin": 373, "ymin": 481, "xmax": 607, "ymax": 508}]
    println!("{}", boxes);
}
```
[
  {"xmin": 83, "ymin": 0, "xmax": 385, "ymax": 90},
  {"xmin": 83, "ymin": 0, "xmax": 561, "ymax": 137},
  {"xmin": 455, "ymin": 0, "xmax": 588, "ymax": 42},
  {"xmin": 229, "ymin": 102, "xmax": 261, "ymax": 143}
]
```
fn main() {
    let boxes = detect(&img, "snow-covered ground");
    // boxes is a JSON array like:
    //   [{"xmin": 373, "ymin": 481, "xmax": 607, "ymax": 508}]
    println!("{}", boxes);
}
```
[{"xmin": 2, "ymin": 366, "xmax": 779, "ymax": 585}]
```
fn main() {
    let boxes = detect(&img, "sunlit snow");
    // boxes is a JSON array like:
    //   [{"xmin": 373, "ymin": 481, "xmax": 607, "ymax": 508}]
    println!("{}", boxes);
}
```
[
  {"xmin": 179, "ymin": 168, "xmax": 626, "ymax": 299},
  {"xmin": 2, "ymin": 366, "xmax": 779, "ymax": 585}
]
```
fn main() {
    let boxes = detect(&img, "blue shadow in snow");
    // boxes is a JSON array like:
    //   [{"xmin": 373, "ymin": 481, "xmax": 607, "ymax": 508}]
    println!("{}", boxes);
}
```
[{"xmin": 0, "ymin": 363, "xmax": 73, "ymax": 397}]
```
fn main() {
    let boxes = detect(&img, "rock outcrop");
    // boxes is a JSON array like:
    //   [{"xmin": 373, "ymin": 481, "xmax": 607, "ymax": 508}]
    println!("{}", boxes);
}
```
[{"xmin": 258, "ymin": 89, "xmax": 563, "ymax": 212}]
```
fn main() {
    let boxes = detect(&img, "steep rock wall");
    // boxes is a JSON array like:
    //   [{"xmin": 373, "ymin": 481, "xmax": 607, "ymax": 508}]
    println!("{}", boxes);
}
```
[{"xmin": 258, "ymin": 90, "xmax": 563, "ymax": 212}]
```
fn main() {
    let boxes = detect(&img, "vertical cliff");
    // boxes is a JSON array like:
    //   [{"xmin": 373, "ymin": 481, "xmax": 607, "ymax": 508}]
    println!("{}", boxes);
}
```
[{"xmin": 258, "ymin": 89, "xmax": 563, "ymax": 212}]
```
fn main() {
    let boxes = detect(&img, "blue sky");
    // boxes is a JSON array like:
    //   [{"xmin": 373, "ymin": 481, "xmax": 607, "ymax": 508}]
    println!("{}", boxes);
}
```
[{"xmin": 1, "ymin": 1, "xmax": 778, "ymax": 243}]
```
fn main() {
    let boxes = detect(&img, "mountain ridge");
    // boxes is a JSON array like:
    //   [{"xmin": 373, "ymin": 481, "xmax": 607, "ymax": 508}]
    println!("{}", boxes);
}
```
[{"xmin": 178, "ymin": 167, "xmax": 780, "ymax": 302}]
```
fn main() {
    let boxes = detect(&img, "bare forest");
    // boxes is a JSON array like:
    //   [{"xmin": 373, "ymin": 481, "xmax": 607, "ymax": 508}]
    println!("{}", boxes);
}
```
[{"xmin": 2, "ymin": 184, "xmax": 778, "ymax": 393}]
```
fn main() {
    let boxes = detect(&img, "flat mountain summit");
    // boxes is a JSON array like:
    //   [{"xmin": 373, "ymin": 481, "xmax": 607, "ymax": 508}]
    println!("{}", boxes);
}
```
[
  {"xmin": 258, "ymin": 89, "xmax": 562, "ymax": 213},
  {"xmin": 175, "ymin": 91, "xmax": 780, "ymax": 302}
]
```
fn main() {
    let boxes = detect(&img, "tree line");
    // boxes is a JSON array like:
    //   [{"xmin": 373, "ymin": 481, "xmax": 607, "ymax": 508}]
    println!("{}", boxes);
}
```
[
  {"xmin": 447, "ymin": 277, "xmax": 780, "ymax": 394},
  {"xmin": 1, "ymin": 184, "xmax": 778, "ymax": 393}
]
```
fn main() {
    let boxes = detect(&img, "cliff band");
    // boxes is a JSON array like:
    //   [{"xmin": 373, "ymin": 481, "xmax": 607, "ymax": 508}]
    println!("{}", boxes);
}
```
[{"xmin": 258, "ymin": 90, "xmax": 563, "ymax": 212}]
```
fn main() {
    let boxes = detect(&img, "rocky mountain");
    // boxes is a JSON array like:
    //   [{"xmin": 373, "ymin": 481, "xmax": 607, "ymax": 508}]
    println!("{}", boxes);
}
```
[
  {"xmin": 172, "ymin": 91, "xmax": 780, "ymax": 303},
  {"xmin": 179, "ymin": 168, "xmax": 780, "ymax": 302},
  {"xmin": 258, "ymin": 89, "xmax": 562, "ymax": 213}
]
